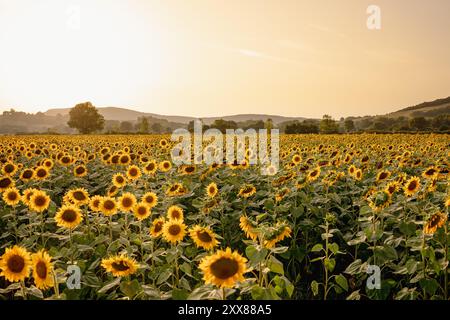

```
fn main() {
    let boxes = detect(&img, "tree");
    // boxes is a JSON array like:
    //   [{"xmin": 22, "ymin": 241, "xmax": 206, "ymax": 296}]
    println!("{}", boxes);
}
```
[
  {"xmin": 344, "ymin": 119, "xmax": 355, "ymax": 132},
  {"xmin": 120, "ymin": 121, "xmax": 133, "ymax": 133},
  {"xmin": 319, "ymin": 115, "xmax": 339, "ymax": 134},
  {"xmin": 138, "ymin": 117, "xmax": 149, "ymax": 133},
  {"xmin": 409, "ymin": 117, "xmax": 428, "ymax": 131},
  {"xmin": 265, "ymin": 118, "xmax": 274, "ymax": 131},
  {"xmin": 151, "ymin": 122, "xmax": 163, "ymax": 134},
  {"xmin": 67, "ymin": 102, "xmax": 105, "ymax": 134}
]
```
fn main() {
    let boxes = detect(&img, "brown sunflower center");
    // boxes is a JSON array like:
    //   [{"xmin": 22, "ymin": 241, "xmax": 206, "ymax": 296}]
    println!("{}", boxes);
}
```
[
  {"xmin": 210, "ymin": 258, "xmax": 239, "ymax": 280},
  {"xmin": 73, "ymin": 191, "xmax": 87, "ymax": 201},
  {"xmin": 76, "ymin": 167, "xmax": 85, "ymax": 174},
  {"xmin": 379, "ymin": 172, "xmax": 388, "ymax": 180},
  {"xmin": 122, "ymin": 197, "xmax": 133, "ymax": 208},
  {"xmin": 103, "ymin": 200, "xmax": 115, "ymax": 210},
  {"xmin": 137, "ymin": 206, "xmax": 147, "ymax": 216},
  {"xmin": 36, "ymin": 169, "xmax": 47, "ymax": 177},
  {"xmin": 185, "ymin": 166, "xmax": 195, "ymax": 173},
  {"xmin": 111, "ymin": 261, "xmax": 130, "ymax": 271},
  {"xmin": 34, "ymin": 195, "xmax": 47, "ymax": 206},
  {"xmin": 197, "ymin": 230, "xmax": 212, "ymax": 243},
  {"xmin": 62, "ymin": 209, "xmax": 77, "ymax": 222},
  {"xmin": 0, "ymin": 177, "xmax": 12, "ymax": 188},
  {"xmin": 129, "ymin": 168, "xmax": 138, "ymax": 176},
  {"xmin": 4, "ymin": 164, "xmax": 14, "ymax": 173},
  {"xmin": 115, "ymin": 176, "xmax": 124, "ymax": 183},
  {"xmin": 145, "ymin": 196, "xmax": 155, "ymax": 204},
  {"xmin": 7, "ymin": 191, "xmax": 18, "ymax": 201},
  {"xmin": 171, "ymin": 210, "xmax": 181, "ymax": 219},
  {"xmin": 22, "ymin": 170, "xmax": 33, "ymax": 179},
  {"xmin": 168, "ymin": 224, "xmax": 181, "ymax": 235},
  {"xmin": 7, "ymin": 254, "xmax": 25, "ymax": 273},
  {"xmin": 146, "ymin": 163, "xmax": 155, "ymax": 171},
  {"xmin": 209, "ymin": 187, "xmax": 216, "ymax": 194},
  {"xmin": 154, "ymin": 221, "xmax": 163, "ymax": 233},
  {"xmin": 408, "ymin": 181, "xmax": 418, "ymax": 191},
  {"xmin": 36, "ymin": 261, "xmax": 47, "ymax": 279}
]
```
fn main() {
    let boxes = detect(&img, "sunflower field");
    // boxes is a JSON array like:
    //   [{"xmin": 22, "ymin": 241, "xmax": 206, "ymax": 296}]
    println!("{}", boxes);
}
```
[{"xmin": 0, "ymin": 134, "xmax": 449, "ymax": 300}]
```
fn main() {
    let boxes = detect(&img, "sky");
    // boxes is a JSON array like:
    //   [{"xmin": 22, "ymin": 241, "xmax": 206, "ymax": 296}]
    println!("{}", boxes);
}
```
[{"xmin": 0, "ymin": 0, "xmax": 449, "ymax": 118}]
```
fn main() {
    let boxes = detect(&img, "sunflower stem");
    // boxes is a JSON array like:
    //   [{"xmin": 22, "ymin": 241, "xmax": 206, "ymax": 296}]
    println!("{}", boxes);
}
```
[
  {"xmin": 20, "ymin": 280, "xmax": 27, "ymax": 300},
  {"xmin": 222, "ymin": 287, "xmax": 226, "ymax": 300},
  {"xmin": 109, "ymin": 215, "xmax": 113, "ymax": 242},
  {"xmin": 444, "ymin": 223, "xmax": 448, "ymax": 300},
  {"xmin": 52, "ymin": 270, "xmax": 60, "ymax": 299}
]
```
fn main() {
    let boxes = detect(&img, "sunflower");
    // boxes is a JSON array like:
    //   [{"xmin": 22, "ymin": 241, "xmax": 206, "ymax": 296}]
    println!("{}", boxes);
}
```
[
  {"xmin": 239, "ymin": 216, "xmax": 259, "ymax": 241},
  {"xmin": 67, "ymin": 188, "xmax": 90, "ymax": 206},
  {"xmin": 384, "ymin": 181, "xmax": 399, "ymax": 196},
  {"xmin": 2, "ymin": 162, "xmax": 18, "ymax": 176},
  {"xmin": 34, "ymin": 166, "xmax": 50, "ymax": 180},
  {"xmin": 199, "ymin": 248, "xmax": 247, "ymax": 288},
  {"xmin": 445, "ymin": 196, "xmax": 450, "ymax": 208},
  {"xmin": 206, "ymin": 182, "xmax": 218, "ymax": 198},
  {"xmin": 264, "ymin": 224, "xmax": 292, "ymax": 248},
  {"xmin": 100, "ymin": 197, "xmax": 118, "ymax": 216},
  {"xmin": 29, "ymin": 190, "xmax": 51, "ymax": 212},
  {"xmin": 423, "ymin": 212, "xmax": 448, "ymax": 235},
  {"xmin": 89, "ymin": 195, "xmax": 103, "ymax": 212},
  {"xmin": 348, "ymin": 165, "xmax": 356, "ymax": 176},
  {"xmin": 422, "ymin": 166, "xmax": 439, "ymax": 180},
  {"xmin": 107, "ymin": 185, "xmax": 119, "ymax": 197},
  {"xmin": 112, "ymin": 173, "xmax": 127, "ymax": 188},
  {"xmin": 73, "ymin": 165, "xmax": 87, "ymax": 177},
  {"xmin": 404, "ymin": 176, "xmax": 421, "ymax": 197},
  {"xmin": 143, "ymin": 160, "xmax": 158, "ymax": 175},
  {"xmin": 368, "ymin": 190, "xmax": 391, "ymax": 212},
  {"xmin": 180, "ymin": 165, "xmax": 196, "ymax": 175},
  {"xmin": 31, "ymin": 250, "xmax": 54, "ymax": 290},
  {"xmin": 150, "ymin": 217, "xmax": 165, "ymax": 237},
  {"xmin": 55, "ymin": 205, "xmax": 83, "ymax": 229},
  {"xmin": 119, "ymin": 154, "xmax": 131, "ymax": 166},
  {"xmin": 167, "ymin": 205, "xmax": 184, "ymax": 221},
  {"xmin": 376, "ymin": 170, "xmax": 391, "ymax": 183},
  {"xmin": 307, "ymin": 166, "xmax": 321, "ymax": 182},
  {"xmin": 0, "ymin": 245, "xmax": 32, "ymax": 282},
  {"xmin": 275, "ymin": 188, "xmax": 290, "ymax": 202},
  {"xmin": 133, "ymin": 202, "xmax": 152, "ymax": 221},
  {"xmin": 101, "ymin": 254, "xmax": 139, "ymax": 277},
  {"xmin": 159, "ymin": 160, "xmax": 172, "ymax": 172},
  {"xmin": 189, "ymin": 225, "xmax": 219, "ymax": 250},
  {"xmin": 0, "ymin": 175, "xmax": 15, "ymax": 192},
  {"xmin": 19, "ymin": 168, "xmax": 34, "ymax": 181},
  {"xmin": 238, "ymin": 184, "xmax": 256, "ymax": 198},
  {"xmin": 162, "ymin": 219, "xmax": 187, "ymax": 244},
  {"xmin": 142, "ymin": 191, "xmax": 158, "ymax": 208},
  {"xmin": 126, "ymin": 165, "xmax": 141, "ymax": 181},
  {"xmin": 354, "ymin": 169, "xmax": 363, "ymax": 181},
  {"xmin": 118, "ymin": 192, "xmax": 137, "ymax": 212},
  {"xmin": 2, "ymin": 187, "xmax": 21, "ymax": 207},
  {"xmin": 292, "ymin": 154, "xmax": 302, "ymax": 165}
]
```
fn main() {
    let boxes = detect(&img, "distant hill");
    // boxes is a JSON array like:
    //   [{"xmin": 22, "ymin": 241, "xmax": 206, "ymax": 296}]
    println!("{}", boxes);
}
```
[
  {"xmin": 387, "ymin": 96, "xmax": 450, "ymax": 118},
  {"xmin": 44, "ymin": 107, "xmax": 306, "ymax": 124}
]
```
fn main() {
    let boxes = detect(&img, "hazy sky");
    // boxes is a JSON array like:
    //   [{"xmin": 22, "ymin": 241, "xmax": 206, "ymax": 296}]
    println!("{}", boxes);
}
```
[{"xmin": 0, "ymin": 0, "xmax": 449, "ymax": 118}]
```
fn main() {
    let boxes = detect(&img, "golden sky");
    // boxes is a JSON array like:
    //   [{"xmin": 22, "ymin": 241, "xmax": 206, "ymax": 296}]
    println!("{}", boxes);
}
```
[{"xmin": 0, "ymin": 0, "xmax": 449, "ymax": 118}]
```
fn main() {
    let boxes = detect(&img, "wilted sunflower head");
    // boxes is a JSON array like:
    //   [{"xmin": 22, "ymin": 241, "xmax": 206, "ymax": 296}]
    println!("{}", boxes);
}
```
[
  {"xmin": 55, "ymin": 205, "xmax": 83, "ymax": 229},
  {"xmin": 31, "ymin": 250, "xmax": 54, "ymax": 290},
  {"xmin": 101, "ymin": 254, "xmax": 139, "ymax": 277},
  {"xmin": 150, "ymin": 217, "xmax": 165, "ymax": 238},
  {"xmin": 199, "ymin": 248, "xmax": 247, "ymax": 288},
  {"xmin": 0, "ymin": 245, "xmax": 32, "ymax": 282},
  {"xmin": 423, "ymin": 212, "xmax": 448, "ymax": 235}
]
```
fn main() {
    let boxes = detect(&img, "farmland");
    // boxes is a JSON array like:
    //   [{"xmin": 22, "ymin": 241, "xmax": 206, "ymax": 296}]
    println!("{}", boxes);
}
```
[{"xmin": 0, "ymin": 134, "xmax": 449, "ymax": 300}]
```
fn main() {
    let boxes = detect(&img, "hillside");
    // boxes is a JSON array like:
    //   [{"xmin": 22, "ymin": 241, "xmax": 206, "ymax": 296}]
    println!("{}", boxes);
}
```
[{"xmin": 387, "ymin": 96, "xmax": 450, "ymax": 118}]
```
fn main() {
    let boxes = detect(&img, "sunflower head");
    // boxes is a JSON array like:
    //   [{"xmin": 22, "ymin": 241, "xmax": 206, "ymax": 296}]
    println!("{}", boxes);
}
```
[
  {"xmin": 404, "ymin": 176, "xmax": 421, "ymax": 197},
  {"xmin": 100, "ymin": 197, "xmax": 118, "ymax": 216},
  {"xmin": 167, "ymin": 205, "xmax": 184, "ymax": 221},
  {"xmin": 55, "ymin": 205, "xmax": 83, "ymax": 229},
  {"xmin": 0, "ymin": 175, "xmax": 15, "ymax": 192},
  {"xmin": 199, "ymin": 248, "xmax": 247, "ymax": 288},
  {"xmin": 34, "ymin": 166, "xmax": 50, "ymax": 180},
  {"xmin": 142, "ymin": 191, "xmax": 158, "ymax": 208},
  {"xmin": 162, "ymin": 219, "xmax": 187, "ymax": 244},
  {"xmin": 31, "ymin": 250, "xmax": 54, "ymax": 290},
  {"xmin": 112, "ymin": 173, "xmax": 127, "ymax": 188},
  {"xmin": 29, "ymin": 190, "xmax": 51, "ymax": 213},
  {"xmin": 101, "ymin": 254, "xmax": 139, "ymax": 277},
  {"xmin": 2, "ymin": 187, "xmax": 21, "ymax": 207},
  {"xmin": 19, "ymin": 168, "xmax": 35, "ymax": 181},
  {"xmin": 238, "ymin": 184, "xmax": 256, "ymax": 198},
  {"xmin": 189, "ymin": 225, "xmax": 219, "ymax": 250},
  {"xmin": 133, "ymin": 202, "xmax": 151, "ymax": 221},
  {"xmin": 424, "ymin": 212, "xmax": 448, "ymax": 235},
  {"xmin": 206, "ymin": 182, "xmax": 218, "ymax": 198},
  {"xmin": 89, "ymin": 195, "xmax": 103, "ymax": 212},
  {"xmin": 118, "ymin": 192, "xmax": 137, "ymax": 212},
  {"xmin": 150, "ymin": 217, "xmax": 165, "ymax": 238},
  {"xmin": 68, "ymin": 188, "xmax": 90, "ymax": 206},
  {"xmin": 126, "ymin": 165, "xmax": 141, "ymax": 181},
  {"xmin": 0, "ymin": 245, "xmax": 32, "ymax": 282}
]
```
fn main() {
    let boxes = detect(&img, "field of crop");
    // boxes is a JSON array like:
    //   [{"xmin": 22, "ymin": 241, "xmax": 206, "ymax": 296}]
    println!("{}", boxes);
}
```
[{"xmin": 0, "ymin": 134, "xmax": 449, "ymax": 300}]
